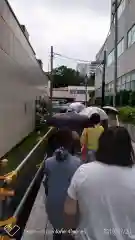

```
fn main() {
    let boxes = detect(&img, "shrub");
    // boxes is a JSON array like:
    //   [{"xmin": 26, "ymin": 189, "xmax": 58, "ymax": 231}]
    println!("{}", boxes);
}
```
[{"xmin": 119, "ymin": 106, "xmax": 135, "ymax": 124}]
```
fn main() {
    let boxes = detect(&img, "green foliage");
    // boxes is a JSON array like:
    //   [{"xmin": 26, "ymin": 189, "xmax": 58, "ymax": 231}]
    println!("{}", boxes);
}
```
[
  {"xmin": 104, "ymin": 90, "xmax": 135, "ymax": 107},
  {"xmin": 3, "ymin": 127, "xmax": 47, "ymax": 173},
  {"xmin": 119, "ymin": 106, "xmax": 135, "ymax": 124},
  {"xmin": 52, "ymin": 65, "xmax": 94, "ymax": 88},
  {"xmin": 129, "ymin": 91, "xmax": 135, "ymax": 106}
]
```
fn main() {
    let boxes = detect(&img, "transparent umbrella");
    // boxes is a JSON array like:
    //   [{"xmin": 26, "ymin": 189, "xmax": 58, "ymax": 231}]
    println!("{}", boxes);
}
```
[
  {"xmin": 79, "ymin": 107, "xmax": 108, "ymax": 120},
  {"xmin": 67, "ymin": 102, "xmax": 85, "ymax": 113}
]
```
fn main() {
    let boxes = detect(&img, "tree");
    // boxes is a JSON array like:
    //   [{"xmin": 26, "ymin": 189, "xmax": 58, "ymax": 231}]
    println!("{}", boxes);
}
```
[
  {"xmin": 51, "ymin": 65, "xmax": 94, "ymax": 88},
  {"xmin": 52, "ymin": 66, "xmax": 81, "ymax": 88}
]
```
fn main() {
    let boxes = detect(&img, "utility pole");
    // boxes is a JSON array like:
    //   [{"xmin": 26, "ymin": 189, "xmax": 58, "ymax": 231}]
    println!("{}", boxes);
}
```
[
  {"xmin": 113, "ymin": 0, "xmax": 118, "ymax": 107},
  {"xmin": 101, "ymin": 50, "xmax": 106, "ymax": 107},
  {"xmin": 50, "ymin": 46, "xmax": 53, "ymax": 116},
  {"xmin": 85, "ymin": 75, "xmax": 88, "ymax": 107}
]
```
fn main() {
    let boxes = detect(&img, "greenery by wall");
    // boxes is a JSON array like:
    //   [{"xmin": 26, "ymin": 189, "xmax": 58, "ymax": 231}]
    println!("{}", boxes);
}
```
[
  {"xmin": 104, "ymin": 90, "xmax": 135, "ymax": 107},
  {"xmin": 119, "ymin": 106, "xmax": 135, "ymax": 124},
  {"xmin": 95, "ymin": 90, "xmax": 135, "ymax": 124}
]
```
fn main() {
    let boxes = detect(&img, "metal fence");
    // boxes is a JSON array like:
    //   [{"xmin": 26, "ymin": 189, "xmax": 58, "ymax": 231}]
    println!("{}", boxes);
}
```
[{"xmin": 0, "ymin": 127, "xmax": 54, "ymax": 239}]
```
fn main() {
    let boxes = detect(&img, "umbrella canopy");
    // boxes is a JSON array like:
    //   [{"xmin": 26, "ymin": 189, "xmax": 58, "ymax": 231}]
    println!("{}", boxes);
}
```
[
  {"xmin": 80, "ymin": 107, "xmax": 108, "ymax": 121},
  {"xmin": 102, "ymin": 106, "xmax": 119, "ymax": 114},
  {"xmin": 67, "ymin": 102, "xmax": 85, "ymax": 113},
  {"xmin": 46, "ymin": 112, "xmax": 89, "ymax": 129}
]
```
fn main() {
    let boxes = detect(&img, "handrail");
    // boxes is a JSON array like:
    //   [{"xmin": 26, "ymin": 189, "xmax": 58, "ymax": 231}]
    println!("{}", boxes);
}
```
[
  {"xmin": 15, "ymin": 128, "xmax": 52, "ymax": 173},
  {"xmin": 13, "ymin": 159, "xmax": 45, "ymax": 219},
  {"xmin": 16, "ymin": 128, "xmax": 53, "ymax": 173},
  {"xmin": 0, "ymin": 160, "xmax": 45, "ymax": 237},
  {"xmin": 0, "ymin": 127, "xmax": 54, "ymax": 184},
  {"xmin": 0, "ymin": 127, "xmax": 54, "ymax": 229}
]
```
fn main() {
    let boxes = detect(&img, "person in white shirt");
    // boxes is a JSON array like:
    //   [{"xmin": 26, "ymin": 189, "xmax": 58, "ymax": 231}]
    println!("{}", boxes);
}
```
[{"xmin": 64, "ymin": 126, "xmax": 135, "ymax": 240}]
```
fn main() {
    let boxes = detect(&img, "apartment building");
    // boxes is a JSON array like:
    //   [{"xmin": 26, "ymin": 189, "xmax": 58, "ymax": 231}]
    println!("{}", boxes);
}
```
[
  {"xmin": 76, "ymin": 63, "xmax": 90, "ymax": 76},
  {"xmin": 76, "ymin": 63, "xmax": 98, "ymax": 77},
  {"xmin": 95, "ymin": 0, "xmax": 135, "ymax": 99}
]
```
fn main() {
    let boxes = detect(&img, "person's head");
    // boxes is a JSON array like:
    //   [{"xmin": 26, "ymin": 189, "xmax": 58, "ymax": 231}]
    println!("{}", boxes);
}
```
[
  {"xmin": 56, "ymin": 127, "xmax": 72, "ymax": 150},
  {"xmin": 55, "ymin": 127, "xmax": 73, "ymax": 162},
  {"xmin": 89, "ymin": 113, "xmax": 100, "ymax": 127},
  {"xmin": 96, "ymin": 126, "xmax": 134, "ymax": 167},
  {"xmin": 101, "ymin": 119, "xmax": 108, "ymax": 131}
]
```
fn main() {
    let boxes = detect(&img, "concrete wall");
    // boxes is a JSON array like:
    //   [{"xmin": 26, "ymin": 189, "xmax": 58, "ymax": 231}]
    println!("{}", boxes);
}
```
[
  {"xmin": 0, "ymin": 0, "xmax": 48, "ymax": 157},
  {"xmin": 95, "ymin": 0, "xmax": 135, "ymax": 97}
]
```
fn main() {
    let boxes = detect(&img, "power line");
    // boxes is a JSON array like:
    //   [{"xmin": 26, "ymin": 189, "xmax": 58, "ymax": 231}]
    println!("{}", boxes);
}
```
[
  {"xmin": 54, "ymin": 52, "xmax": 91, "ymax": 63},
  {"xmin": 53, "ymin": 1, "xmax": 123, "ymax": 67}
]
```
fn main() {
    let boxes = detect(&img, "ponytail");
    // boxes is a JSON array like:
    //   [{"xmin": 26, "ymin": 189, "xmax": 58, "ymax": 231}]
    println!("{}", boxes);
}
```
[{"xmin": 55, "ymin": 147, "xmax": 68, "ymax": 162}]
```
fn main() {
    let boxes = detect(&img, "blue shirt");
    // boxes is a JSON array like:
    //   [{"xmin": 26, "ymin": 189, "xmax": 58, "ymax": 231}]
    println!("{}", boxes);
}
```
[{"xmin": 44, "ymin": 152, "xmax": 81, "ymax": 229}]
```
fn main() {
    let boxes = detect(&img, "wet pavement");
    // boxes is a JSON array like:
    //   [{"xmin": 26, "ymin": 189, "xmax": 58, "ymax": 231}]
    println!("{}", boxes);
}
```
[{"xmin": 21, "ymin": 184, "xmax": 53, "ymax": 240}]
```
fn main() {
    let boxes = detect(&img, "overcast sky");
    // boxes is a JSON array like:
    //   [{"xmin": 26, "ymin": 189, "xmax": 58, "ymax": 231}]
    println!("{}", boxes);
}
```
[{"xmin": 9, "ymin": 0, "xmax": 111, "ymax": 71}]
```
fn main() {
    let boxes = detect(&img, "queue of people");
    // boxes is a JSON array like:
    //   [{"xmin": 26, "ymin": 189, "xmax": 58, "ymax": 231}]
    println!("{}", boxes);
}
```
[{"xmin": 44, "ymin": 113, "xmax": 135, "ymax": 240}]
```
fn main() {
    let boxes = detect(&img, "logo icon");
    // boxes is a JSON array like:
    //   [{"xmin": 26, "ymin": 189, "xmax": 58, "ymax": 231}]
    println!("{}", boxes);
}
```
[{"xmin": 4, "ymin": 224, "xmax": 20, "ymax": 237}]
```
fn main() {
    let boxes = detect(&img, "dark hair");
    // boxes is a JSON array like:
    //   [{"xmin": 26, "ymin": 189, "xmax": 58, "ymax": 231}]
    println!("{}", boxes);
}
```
[
  {"xmin": 100, "ymin": 120, "xmax": 108, "ymax": 131},
  {"xmin": 56, "ymin": 127, "xmax": 72, "ymax": 149},
  {"xmin": 89, "ymin": 113, "xmax": 100, "ymax": 127},
  {"xmin": 96, "ymin": 126, "xmax": 134, "ymax": 167}
]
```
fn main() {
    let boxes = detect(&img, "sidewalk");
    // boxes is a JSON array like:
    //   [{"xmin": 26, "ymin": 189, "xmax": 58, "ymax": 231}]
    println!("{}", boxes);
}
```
[{"xmin": 21, "ymin": 184, "xmax": 53, "ymax": 240}]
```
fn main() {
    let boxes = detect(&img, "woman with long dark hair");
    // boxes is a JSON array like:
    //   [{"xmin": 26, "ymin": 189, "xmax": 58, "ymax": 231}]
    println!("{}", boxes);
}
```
[
  {"xmin": 96, "ymin": 126, "xmax": 134, "ymax": 167},
  {"xmin": 64, "ymin": 127, "xmax": 135, "ymax": 240},
  {"xmin": 44, "ymin": 127, "xmax": 81, "ymax": 240}
]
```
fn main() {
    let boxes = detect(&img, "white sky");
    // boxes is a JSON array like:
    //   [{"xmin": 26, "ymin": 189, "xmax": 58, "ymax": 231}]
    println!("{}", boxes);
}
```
[{"xmin": 9, "ymin": 0, "xmax": 111, "ymax": 71}]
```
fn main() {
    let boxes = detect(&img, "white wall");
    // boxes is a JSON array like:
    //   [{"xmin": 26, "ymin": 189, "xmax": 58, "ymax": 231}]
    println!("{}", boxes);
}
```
[{"xmin": 0, "ymin": 0, "xmax": 48, "ymax": 157}]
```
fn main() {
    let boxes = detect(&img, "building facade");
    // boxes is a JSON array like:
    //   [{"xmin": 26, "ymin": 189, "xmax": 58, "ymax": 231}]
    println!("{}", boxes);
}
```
[
  {"xmin": 76, "ymin": 63, "xmax": 91, "ymax": 77},
  {"xmin": 0, "ymin": 0, "xmax": 48, "ymax": 157},
  {"xmin": 77, "ymin": 62, "xmax": 98, "ymax": 78},
  {"xmin": 68, "ymin": 86, "xmax": 95, "ymax": 102},
  {"xmin": 45, "ymin": 86, "xmax": 95, "ymax": 102},
  {"xmin": 95, "ymin": 0, "xmax": 135, "ymax": 98}
]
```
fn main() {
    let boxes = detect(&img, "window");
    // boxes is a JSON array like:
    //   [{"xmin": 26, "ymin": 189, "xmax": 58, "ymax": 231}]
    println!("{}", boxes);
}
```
[
  {"xmin": 126, "ymin": 74, "xmax": 130, "ymax": 83},
  {"xmin": 70, "ymin": 90, "xmax": 76, "ymax": 94},
  {"xmin": 120, "ymin": 84, "xmax": 125, "ymax": 90},
  {"xmin": 117, "ymin": 86, "xmax": 120, "ymax": 92},
  {"xmin": 77, "ymin": 90, "xmax": 85, "ymax": 94},
  {"xmin": 125, "ymin": 82, "xmax": 131, "ymax": 90},
  {"xmin": 117, "ymin": 78, "xmax": 121, "ymax": 86},
  {"xmin": 111, "ymin": 83, "xmax": 114, "ymax": 93},
  {"xmin": 108, "ymin": 82, "xmax": 114, "ymax": 93},
  {"xmin": 117, "ymin": 38, "xmax": 124, "ymax": 57},
  {"xmin": 128, "ymin": 25, "xmax": 135, "ymax": 48},
  {"xmin": 131, "ymin": 72, "xmax": 135, "ymax": 90},
  {"xmin": 131, "ymin": 81, "xmax": 135, "ymax": 90},
  {"xmin": 121, "ymin": 75, "xmax": 125, "ymax": 85},
  {"xmin": 125, "ymin": 74, "xmax": 131, "ymax": 90},
  {"xmin": 107, "ymin": 49, "xmax": 114, "ymax": 66},
  {"xmin": 131, "ymin": 72, "xmax": 135, "ymax": 81},
  {"xmin": 118, "ymin": 0, "xmax": 125, "ymax": 19}
]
